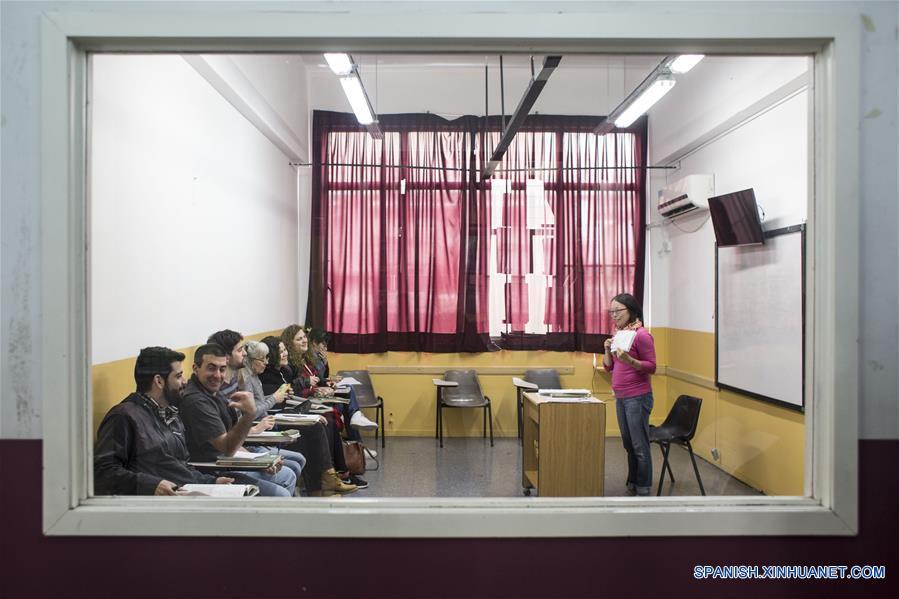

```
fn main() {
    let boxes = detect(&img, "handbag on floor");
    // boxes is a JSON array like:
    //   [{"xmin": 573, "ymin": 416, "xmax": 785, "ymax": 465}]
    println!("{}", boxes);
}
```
[{"xmin": 342, "ymin": 440, "xmax": 366, "ymax": 475}]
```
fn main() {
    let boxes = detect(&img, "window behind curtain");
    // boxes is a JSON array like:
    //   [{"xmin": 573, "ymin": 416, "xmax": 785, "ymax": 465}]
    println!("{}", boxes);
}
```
[{"xmin": 309, "ymin": 111, "xmax": 646, "ymax": 353}]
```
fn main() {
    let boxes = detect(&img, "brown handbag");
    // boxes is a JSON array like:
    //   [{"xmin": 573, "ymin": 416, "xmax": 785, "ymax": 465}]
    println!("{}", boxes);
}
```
[{"xmin": 342, "ymin": 440, "xmax": 365, "ymax": 475}]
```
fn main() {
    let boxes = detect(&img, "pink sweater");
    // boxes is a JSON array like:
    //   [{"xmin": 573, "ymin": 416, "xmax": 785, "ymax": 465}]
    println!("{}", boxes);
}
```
[{"xmin": 606, "ymin": 328, "xmax": 657, "ymax": 398}]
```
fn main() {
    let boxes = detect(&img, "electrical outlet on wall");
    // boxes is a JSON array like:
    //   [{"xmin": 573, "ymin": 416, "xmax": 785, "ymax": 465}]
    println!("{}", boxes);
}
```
[{"xmin": 711, "ymin": 447, "xmax": 720, "ymax": 461}]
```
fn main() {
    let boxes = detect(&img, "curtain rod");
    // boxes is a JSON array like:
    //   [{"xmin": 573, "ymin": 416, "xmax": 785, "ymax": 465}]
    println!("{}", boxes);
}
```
[{"xmin": 289, "ymin": 161, "xmax": 676, "ymax": 171}]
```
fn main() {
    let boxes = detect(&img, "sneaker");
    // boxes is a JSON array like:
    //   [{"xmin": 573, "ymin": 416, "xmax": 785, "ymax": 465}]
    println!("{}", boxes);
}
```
[
  {"xmin": 348, "ymin": 475, "xmax": 369, "ymax": 489},
  {"xmin": 625, "ymin": 483, "xmax": 637, "ymax": 497},
  {"xmin": 350, "ymin": 411, "xmax": 379, "ymax": 431}
]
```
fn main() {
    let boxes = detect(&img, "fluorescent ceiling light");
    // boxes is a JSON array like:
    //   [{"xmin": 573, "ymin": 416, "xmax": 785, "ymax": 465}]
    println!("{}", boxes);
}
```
[
  {"xmin": 324, "ymin": 53, "xmax": 354, "ymax": 76},
  {"xmin": 614, "ymin": 77, "xmax": 676, "ymax": 127},
  {"xmin": 339, "ymin": 75, "xmax": 375, "ymax": 125},
  {"xmin": 669, "ymin": 54, "xmax": 704, "ymax": 74}
]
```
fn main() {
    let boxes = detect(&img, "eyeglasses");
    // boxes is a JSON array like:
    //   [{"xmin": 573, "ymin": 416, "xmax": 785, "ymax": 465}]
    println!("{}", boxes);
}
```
[{"xmin": 607, "ymin": 308, "xmax": 628, "ymax": 315}]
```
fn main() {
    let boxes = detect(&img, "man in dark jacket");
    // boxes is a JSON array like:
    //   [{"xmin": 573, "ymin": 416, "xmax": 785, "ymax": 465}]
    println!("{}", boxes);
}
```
[{"xmin": 94, "ymin": 346, "xmax": 234, "ymax": 495}]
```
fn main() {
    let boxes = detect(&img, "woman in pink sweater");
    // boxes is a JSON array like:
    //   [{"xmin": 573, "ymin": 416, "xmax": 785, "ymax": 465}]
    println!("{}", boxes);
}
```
[{"xmin": 602, "ymin": 293, "xmax": 656, "ymax": 496}]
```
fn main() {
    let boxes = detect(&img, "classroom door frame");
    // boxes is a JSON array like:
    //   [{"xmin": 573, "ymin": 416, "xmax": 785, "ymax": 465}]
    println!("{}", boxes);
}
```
[{"xmin": 40, "ymin": 1, "xmax": 859, "ymax": 538}]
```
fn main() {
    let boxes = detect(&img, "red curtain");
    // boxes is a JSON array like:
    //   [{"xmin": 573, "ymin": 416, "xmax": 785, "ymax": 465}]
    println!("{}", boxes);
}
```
[
  {"xmin": 308, "ymin": 111, "xmax": 645, "ymax": 353},
  {"xmin": 309, "ymin": 112, "xmax": 491, "ymax": 352}
]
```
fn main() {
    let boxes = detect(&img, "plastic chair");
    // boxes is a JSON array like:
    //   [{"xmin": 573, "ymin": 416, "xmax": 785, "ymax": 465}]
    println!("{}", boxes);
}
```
[
  {"xmin": 336, "ymin": 370, "xmax": 386, "ymax": 448},
  {"xmin": 433, "ymin": 370, "xmax": 493, "ymax": 448},
  {"xmin": 512, "ymin": 369, "xmax": 562, "ymax": 440},
  {"xmin": 649, "ymin": 395, "xmax": 705, "ymax": 496}
]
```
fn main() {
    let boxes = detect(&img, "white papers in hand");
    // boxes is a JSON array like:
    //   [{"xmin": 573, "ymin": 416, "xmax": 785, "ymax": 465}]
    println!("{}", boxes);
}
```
[
  {"xmin": 336, "ymin": 377, "xmax": 362, "ymax": 386},
  {"xmin": 611, "ymin": 330, "xmax": 637, "ymax": 353}
]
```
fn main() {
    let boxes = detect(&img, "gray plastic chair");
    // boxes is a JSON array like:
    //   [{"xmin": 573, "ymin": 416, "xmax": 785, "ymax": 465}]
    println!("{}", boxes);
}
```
[
  {"xmin": 337, "ymin": 370, "xmax": 385, "ymax": 448},
  {"xmin": 512, "ymin": 369, "xmax": 563, "ymax": 440},
  {"xmin": 434, "ymin": 370, "xmax": 493, "ymax": 448}
]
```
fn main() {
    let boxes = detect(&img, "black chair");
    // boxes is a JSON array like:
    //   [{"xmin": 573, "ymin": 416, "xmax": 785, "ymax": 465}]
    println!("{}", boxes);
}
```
[
  {"xmin": 336, "ymin": 370, "xmax": 386, "ymax": 448},
  {"xmin": 649, "ymin": 394, "xmax": 705, "ymax": 496},
  {"xmin": 512, "ymin": 369, "xmax": 562, "ymax": 440},
  {"xmin": 433, "ymin": 370, "xmax": 493, "ymax": 448}
]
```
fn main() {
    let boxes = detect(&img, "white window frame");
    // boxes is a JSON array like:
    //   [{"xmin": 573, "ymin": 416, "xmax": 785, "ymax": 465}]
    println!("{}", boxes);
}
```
[{"xmin": 42, "ymin": 3, "xmax": 859, "ymax": 537}]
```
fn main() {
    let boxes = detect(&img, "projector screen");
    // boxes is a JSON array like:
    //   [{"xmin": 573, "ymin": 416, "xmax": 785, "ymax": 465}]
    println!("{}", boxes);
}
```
[{"xmin": 715, "ymin": 225, "xmax": 805, "ymax": 411}]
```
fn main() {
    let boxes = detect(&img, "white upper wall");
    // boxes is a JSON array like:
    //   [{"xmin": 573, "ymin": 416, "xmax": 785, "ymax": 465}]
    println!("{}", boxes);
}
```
[
  {"xmin": 649, "ymin": 57, "xmax": 810, "ymax": 164},
  {"xmin": 230, "ymin": 54, "xmax": 311, "ymax": 155},
  {"xmin": 89, "ymin": 55, "xmax": 301, "ymax": 363},
  {"xmin": 646, "ymin": 57, "xmax": 810, "ymax": 334}
]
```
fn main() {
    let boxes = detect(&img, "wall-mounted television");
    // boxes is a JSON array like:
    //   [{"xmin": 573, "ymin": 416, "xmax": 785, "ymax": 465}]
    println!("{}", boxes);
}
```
[{"xmin": 708, "ymin": 188, "xmax": 765, "ymax": 246}]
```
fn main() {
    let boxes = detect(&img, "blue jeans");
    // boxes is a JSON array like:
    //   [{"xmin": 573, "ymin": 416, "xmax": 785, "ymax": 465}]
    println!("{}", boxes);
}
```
[
  {"xmin": 270, "ymin": 447, "xmax": 306, "ymax": 481},
  {"xmin": 242, "ymin": 446, "xmax": 302, "ymax": 496},
  {"xmin": 615, "ymin": 392, "xmax": 654, "ymax": 495}
]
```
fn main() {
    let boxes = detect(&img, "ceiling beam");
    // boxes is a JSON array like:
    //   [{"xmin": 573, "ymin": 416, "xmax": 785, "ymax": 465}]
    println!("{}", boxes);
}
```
[{"xmin": 480, "ymin": 55, "xmax": 562, "ymax": 180}]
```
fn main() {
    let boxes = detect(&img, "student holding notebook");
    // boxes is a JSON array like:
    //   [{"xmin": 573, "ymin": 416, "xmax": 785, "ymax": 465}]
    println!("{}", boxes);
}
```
[{"xmin": 602, "ymin": 293, "xmax": 657, "ymax": 497}]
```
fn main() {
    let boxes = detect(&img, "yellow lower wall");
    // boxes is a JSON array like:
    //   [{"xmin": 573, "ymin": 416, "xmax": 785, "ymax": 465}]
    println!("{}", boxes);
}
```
[
  {"xmin": 662, "ymin": 327, "xmax": 805, "ymax": 496},
  {"xmin": 91, "ymin": 327, "xmax": 803, "ymax": 496},
  {"xmin": 328, "ymin": 350, "xmax": 670, "ymax": 438}
]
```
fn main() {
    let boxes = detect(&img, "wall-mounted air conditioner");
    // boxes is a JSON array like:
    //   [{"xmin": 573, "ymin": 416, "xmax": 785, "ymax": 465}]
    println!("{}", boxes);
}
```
[{"xmin": 657, "ymin": 174, "xmax": 715, "ymax": 219}]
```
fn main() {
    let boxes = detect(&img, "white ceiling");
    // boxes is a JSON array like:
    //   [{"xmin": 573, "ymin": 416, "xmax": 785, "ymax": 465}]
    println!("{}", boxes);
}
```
[{"xmin": 301, "ymin": 53, "xmax": 666, "ymax": 71}]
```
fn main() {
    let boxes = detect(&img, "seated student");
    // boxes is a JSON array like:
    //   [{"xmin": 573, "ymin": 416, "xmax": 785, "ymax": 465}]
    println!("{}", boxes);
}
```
[
  {"xmin": 236, "ymin": 340, "xmax": 308, "ymax": 478},
  {"xmin": 207, "ymin": 329, "xmax": 304, "ymax": 485},
  {"xmin": 280, "ymin": 325, "xmax": 378, "ymax": 441},
  {"xmin": 94, "ymin": 346, "xmax": 236, "ymax": 495},
  {"xmin": 179, "ymin": 343, "xmax": 298, "ymax": 497},
  {"xmin": 258, "ymin": 336, "xmax": 363, "ymax": 491},
  {"xmin": 305, "ymin": 327, "xmax": 378, "ymax": 449}
]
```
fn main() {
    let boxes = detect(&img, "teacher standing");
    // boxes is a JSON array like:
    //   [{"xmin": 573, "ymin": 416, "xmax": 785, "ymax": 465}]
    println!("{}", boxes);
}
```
[{"xmin": 602, "ymin": 293, "xmax": 656, "ymax": 497}]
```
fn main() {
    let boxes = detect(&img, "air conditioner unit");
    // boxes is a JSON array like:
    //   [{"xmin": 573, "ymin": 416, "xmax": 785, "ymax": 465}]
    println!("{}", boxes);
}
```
[{"xmin": 657, "ymin": 174, "xmax": 715, "ymax": 219}]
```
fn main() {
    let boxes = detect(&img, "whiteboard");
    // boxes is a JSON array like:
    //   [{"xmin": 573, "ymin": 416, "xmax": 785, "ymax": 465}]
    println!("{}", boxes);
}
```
[{"xmin": 715, "ymin": 226, "xmax": 804, "ymax": 410}]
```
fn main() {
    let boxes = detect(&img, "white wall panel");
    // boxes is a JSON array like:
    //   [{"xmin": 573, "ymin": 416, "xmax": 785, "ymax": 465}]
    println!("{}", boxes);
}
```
[
  {"xmin": 89, "ymin": 55, "xmax": 299, "ymax": 364},
  {"xmin": 648, "ymin": 61, "xmax": 810, "ymax": 333}
]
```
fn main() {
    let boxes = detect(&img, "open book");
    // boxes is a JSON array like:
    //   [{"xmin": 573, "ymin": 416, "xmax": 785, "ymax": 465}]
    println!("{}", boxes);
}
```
[
  {"xmin": 335, "ymin": 376, "xmax": 362, "ymax": 386},
  {"xmin": 177, "ymin": 484, "xmax": 259, "ymax": 497},
  {"xmin": 273, "ymin": 413, "xmax": 323, "ymax": 425},
  {"xmin": 215, "ymin": 451, "xmax": 278, "ymax": 468}
]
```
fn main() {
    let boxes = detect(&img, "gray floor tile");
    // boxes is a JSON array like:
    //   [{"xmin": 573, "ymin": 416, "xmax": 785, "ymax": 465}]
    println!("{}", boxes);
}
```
[{"xmin": 352, "ymin": 437, "xmax": 761, "ymax": 498}]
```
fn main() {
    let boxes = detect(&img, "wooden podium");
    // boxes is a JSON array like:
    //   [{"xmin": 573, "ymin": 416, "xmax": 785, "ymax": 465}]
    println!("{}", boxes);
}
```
[{"xmin": 521, "ymin": 392, "xmax": 605, "ymax": 497}]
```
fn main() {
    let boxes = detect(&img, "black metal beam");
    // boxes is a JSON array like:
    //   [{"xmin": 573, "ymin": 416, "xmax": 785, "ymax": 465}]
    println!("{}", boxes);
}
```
[{"xmin": 480, "ymin": 55, "xmax": 562, "ymax": 180}]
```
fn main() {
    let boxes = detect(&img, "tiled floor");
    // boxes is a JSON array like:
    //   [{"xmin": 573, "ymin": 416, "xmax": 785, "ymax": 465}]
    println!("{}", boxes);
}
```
[{"xmin": 354, "ymin": 436, "xmax": 762, "ymax": 497}]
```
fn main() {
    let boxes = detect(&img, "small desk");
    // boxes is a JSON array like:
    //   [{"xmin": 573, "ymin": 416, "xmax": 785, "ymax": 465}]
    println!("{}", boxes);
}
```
[{"xmin": 522, "ymin": 392, "xmax": 605, "ymax": 497}]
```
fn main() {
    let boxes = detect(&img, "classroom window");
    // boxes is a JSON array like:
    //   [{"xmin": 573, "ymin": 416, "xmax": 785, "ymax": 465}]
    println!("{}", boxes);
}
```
[{"xmin": 312, "ymin": 115, "xmax": 646, "ymax": 353}]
